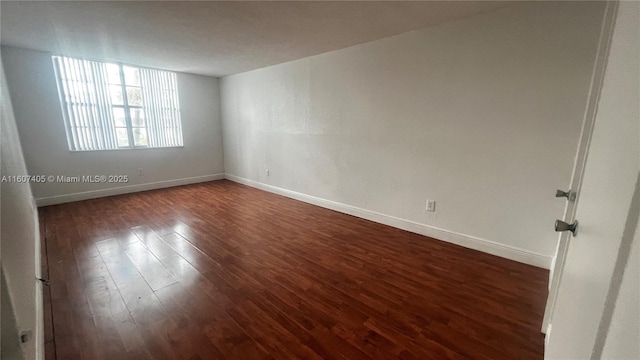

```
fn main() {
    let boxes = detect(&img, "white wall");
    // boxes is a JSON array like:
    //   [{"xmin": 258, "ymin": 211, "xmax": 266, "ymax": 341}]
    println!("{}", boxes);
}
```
[
  {"xmin": 1, "ymin": 45, "xmax": 225, "ymax": 205},
  {"xmin": 220, "ymin": 2, "xmax": 604, "ymax": 265},
  {"xmin": 1, "ymin": 56, "xmax": 42, "ymax": 360}
]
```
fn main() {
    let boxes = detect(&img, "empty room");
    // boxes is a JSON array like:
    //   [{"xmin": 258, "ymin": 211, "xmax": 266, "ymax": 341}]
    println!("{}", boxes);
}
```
[{"xmin": 1, "ymin": 1, "xmax": 638, "ymax": 359}]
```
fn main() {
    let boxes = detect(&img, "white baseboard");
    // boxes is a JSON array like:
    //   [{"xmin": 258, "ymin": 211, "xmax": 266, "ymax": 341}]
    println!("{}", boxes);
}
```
[
  {"xmin": 35, "ymin": 173, "xmax": 225, "ymax": 207},
  {"xmin": 225, "ymin": 174, "xmax": 552, "ymax": 269}
]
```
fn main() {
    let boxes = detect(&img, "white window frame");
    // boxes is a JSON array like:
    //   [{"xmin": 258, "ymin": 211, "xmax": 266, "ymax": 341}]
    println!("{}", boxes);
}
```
[{"xmin": 52, "ymin": 55, "xmax": 184, "ymax": 151}]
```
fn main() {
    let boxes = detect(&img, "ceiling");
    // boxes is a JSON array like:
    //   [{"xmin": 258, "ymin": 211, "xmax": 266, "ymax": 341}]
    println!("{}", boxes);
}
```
[{"xmin": 1, "ymin": 1, "xmax": 513, "ymax": 77}]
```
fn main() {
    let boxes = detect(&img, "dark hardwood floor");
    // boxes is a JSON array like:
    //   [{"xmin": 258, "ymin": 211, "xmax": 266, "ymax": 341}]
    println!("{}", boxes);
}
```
[{"xmin": 40, "ymin": 180, "xmax": 548, "ymax": 360}]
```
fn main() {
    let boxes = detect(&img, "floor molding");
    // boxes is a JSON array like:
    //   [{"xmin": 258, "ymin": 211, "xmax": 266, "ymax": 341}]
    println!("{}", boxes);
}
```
[
  {"xmin": 35, "ymin": 173, "xmax": 225, "ymax": 207},
  {"xmin": 225, "ymin": 174, "xmax": 552, "ymax": 269}
]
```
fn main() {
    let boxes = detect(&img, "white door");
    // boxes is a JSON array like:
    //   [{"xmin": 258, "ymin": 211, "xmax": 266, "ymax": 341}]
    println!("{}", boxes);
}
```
[
  {"xmin": 541, "ymin": 0, "xmax": 618, "ymax": 335},
  {"xmin": 544, "ymin": 1, "xmax": 640, "ymax": 359}
]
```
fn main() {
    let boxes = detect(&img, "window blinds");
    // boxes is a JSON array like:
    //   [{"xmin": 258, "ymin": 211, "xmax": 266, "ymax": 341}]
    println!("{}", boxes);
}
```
[{"xmin": 52, "ymin": 56, "xmax": 183, "ymax": 151}]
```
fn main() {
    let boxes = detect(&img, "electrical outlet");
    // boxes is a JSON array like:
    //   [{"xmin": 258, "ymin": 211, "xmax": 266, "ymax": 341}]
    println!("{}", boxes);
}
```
[
  {"xmin": 138, "ymin": 168, "xmax": 143, "ymax": 176},
  {"xmin": 265, "ymin": 168, "xmax": 270, "ymax": 177},
  {"xmin": 426, "ymin": 200, "xmax": 436, "ymax": 212}
]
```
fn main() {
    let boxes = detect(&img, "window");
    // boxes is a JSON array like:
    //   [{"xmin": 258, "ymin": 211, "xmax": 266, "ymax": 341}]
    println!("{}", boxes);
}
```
[{"xmin": 52, "ymin": 56, "xmax": 183, "ymax": 151}]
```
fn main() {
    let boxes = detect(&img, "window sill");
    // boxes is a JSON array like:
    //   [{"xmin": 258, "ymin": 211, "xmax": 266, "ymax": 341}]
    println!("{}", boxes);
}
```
[{"xmin": 69, "ymin": 146, "xmax": 184, "ymax": 153}]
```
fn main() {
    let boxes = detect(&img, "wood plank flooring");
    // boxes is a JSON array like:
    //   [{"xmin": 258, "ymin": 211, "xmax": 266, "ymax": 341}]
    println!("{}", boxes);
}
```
[{"xmin": 40, "ymin": 180, "xmax": 548, "ymax": 359}]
